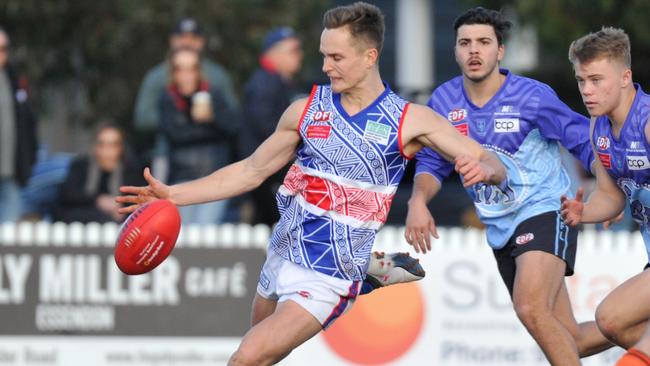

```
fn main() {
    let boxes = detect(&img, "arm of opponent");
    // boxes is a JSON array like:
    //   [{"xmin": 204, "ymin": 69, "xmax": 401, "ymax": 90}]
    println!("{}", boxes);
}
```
[
  {"xmin": 401, "ymin": 104, "xmax": 506, "ymax": 187},
  {"xmin": 117, "ymin": 98, "xmax": 307, "ymax": 213},
  {"xmin": 405, "ymin": 171, "xmax": 443, "ymax": 254},
  {"xmin": 561, "ymin": 155, "xmax": 626, "ymax": 226}
]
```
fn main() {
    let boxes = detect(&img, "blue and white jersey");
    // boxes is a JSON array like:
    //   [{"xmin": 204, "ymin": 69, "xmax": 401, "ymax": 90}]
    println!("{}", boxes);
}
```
[
  {"xmin": 416, "ymin": 69, "xmax": 593, "ymax": 248},
  {"xmin": 592, "ymin": 84, "xmax": 650, "ymax": 260},
  {"xmin": 270, "ymin": 84, "xmax": 411, "ymax": 281}
]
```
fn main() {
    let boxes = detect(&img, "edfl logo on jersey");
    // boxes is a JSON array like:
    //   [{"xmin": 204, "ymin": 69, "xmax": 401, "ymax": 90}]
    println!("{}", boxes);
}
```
[
  {"xmin": 312, "ymin": 111, "xmax": 332, "ymax": 122},
  {"xmin": 597, "ymin": 136, "xmax": 610, "ymax": 150},
  {"xmin": 627, "ymin": 155, "xmax": 650, "ymax": 170},
  {"xmin": 448, "ymin": 108, "xmax": 467, "ymax": 122},
  {"xmin": 494, "ymin": 118, "xmax": 519, "ymax": 133}
]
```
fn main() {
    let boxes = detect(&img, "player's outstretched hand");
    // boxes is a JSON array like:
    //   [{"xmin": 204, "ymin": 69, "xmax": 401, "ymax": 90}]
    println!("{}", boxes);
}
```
[
  {"xmin": 455, "ymin": 154, "xmax": 487, "ymax": 187},
  {"xmin": 116, "ymin": 168, "xmax": 171, "ymax": 214},
  {"xmin": 404, "ymin": 200, "xmax": 438, "ymax": 254},
  {"xmin": 560, "ymin": 187, "xmax": 584, "ymax": 227}
]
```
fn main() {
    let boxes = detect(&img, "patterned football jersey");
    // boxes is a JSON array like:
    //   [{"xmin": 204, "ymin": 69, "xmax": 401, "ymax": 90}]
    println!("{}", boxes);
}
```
[
  {"xmin": 269, "ymin": 84, "xmax": 411, "ymax": 281},
  {"xmin": 592, "ymin": 84, "xmax": 650, "ymax": 259},
  {"xmin": 416, "ymin": 69, "xmax": 593, "ymax": 249}
]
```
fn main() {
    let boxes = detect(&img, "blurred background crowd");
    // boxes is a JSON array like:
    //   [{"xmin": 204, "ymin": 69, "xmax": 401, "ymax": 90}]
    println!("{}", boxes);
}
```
[{"xmin": 1, "ymin": 0, "xmax": 649, "ymax": 230}]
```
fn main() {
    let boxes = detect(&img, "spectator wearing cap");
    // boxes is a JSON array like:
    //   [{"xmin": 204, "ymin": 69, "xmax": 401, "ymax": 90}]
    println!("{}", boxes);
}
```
[
  {"xmin": 133, "ymin": 17, "xmax": 239, "ymax": 181},
  {"xmin": 0, "ymin": 27, "xmax": 38, "ymax": 222},
  {"xmin": 240, "ymin": 26, "xmax": 303, "ymax": 226}
]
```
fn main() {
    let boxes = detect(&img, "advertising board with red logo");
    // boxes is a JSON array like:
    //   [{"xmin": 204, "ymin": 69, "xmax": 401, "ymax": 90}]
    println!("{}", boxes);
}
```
[{"xmin": 0, "ymin": 224, "xmax": 637, "ymax": 365}]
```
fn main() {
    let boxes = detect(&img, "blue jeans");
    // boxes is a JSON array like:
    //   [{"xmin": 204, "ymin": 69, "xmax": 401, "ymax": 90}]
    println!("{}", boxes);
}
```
[
  {"xmin": 178, "ymin": 199, "xmax": 228, "ymax": 225},
  {"xmin": 0, "ymin": 178, "xmax": 22, "ymax": 222}
]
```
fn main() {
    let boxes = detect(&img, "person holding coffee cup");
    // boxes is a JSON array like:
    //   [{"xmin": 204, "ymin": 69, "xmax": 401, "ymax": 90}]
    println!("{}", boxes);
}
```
[{"xmin": 158, "ymin": 47, "xmax": 239, "ymax": 224}]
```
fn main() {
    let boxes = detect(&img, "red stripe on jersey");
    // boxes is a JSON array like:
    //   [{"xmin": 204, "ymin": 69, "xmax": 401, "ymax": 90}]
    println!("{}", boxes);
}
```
[{"xmin": 281, "ymin": 165, "xmax": 393, "ymax": 224}]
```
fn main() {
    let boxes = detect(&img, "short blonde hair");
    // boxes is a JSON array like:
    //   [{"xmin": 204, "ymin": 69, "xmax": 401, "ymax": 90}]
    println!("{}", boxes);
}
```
[{"xmin": 568, "ymin": 27, "xmax": 631, "ymax": 67}]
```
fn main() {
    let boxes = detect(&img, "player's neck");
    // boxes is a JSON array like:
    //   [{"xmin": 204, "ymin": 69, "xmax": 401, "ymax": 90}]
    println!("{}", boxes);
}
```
[
  {"xmin": 463, "ymin": 69, "xmax": 505, "ymax": 108},
  {"xmin": 340, "ymin": 70, "xmax": 385, "ymax": 115},
  {"xmin": 608, "ymin": 84, "xmax": 637, "ymax": 136}
]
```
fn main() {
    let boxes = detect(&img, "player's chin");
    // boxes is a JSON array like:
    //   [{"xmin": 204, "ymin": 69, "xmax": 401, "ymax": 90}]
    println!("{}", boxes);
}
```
[{"xmin": 329, "ymin": 78, "xmax": 347, "ymax": 93}]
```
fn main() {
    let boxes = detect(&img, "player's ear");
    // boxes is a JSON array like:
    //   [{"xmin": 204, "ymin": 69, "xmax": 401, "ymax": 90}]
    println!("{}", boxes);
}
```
[
  {"xmin": 497, "ymin": 43, "xmax": 505, "ymax": 62},
  {"xmin": 621, "ymin": 67, "xmax": 632, "ymax": 88},
  {"xmin": 365, "ymin": 47, "xmax": 379, "ymax": 68}
]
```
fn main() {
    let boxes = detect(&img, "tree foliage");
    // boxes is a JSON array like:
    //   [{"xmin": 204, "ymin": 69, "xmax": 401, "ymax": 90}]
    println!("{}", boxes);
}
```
[
  {"xmin": 0, "ymin": 0, "xmax": 328, "ymax": 141},
  {"xmin": 463, "ymin": 0, "xmax": 650, "ymax": 111}
]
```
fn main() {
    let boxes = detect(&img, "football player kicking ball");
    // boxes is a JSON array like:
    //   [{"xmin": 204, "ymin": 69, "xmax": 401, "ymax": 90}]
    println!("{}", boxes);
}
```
[
  {"xmin": 117, "ymin": 3, "xmax": 505, "ymax": 366},
  {"xmin": 560, "ymin": 27, "xmax": 650, "ymax": 366},
  {"xmin": 406, "ymin": 7, "xmax": 612, "ymax": 366}
]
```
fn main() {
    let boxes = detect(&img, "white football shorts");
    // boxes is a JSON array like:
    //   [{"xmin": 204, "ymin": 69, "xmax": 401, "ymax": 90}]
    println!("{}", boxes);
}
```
[{"xmin": 257, "ymin": 248, "xmax": 361, "ymax": 328}]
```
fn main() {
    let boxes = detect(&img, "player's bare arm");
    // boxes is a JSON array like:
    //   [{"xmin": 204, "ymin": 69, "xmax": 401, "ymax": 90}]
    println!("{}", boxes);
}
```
[
  {"xmin": 405, "ymin": 173, "xmax": 442, "ymax": 253},
  {"xmin": 561, "ymin": 156, "xmax": 626, "ymax": 226},
  {"xmin": 117, "ymin": 98, "xmax": 307, "ymax": 213},
  {"xmin": 401, "ymin": 103, "xmax": 506, "ymax": 187}
]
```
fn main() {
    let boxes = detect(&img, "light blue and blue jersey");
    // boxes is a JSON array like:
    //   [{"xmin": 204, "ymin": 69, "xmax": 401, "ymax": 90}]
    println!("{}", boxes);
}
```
[
  {"xmin": 416, "ymin": 69, "xmax": 593, "ymax": 248},
  {"xmin": 592, "ymin": 84, "xmax": 650, "ymax": 260}
]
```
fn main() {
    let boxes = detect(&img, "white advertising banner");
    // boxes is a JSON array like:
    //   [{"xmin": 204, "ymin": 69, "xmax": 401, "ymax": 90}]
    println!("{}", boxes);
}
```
[{"xmin": 0, "ymin": 223, "xmax": 645, "ymax": 365}]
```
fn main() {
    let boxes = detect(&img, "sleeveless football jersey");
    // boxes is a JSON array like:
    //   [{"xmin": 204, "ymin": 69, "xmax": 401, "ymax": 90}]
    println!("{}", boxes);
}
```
[
  {"xmin": 416, "ymin": 69, "xmax": 593, "ymax": 248},
  {"xmin": 592, "ymin": 84, "xmax": 650, "ymax": 259},
  {"xmin": 269, "ymin": 84, "xmax": 411, "ymax": 281}
]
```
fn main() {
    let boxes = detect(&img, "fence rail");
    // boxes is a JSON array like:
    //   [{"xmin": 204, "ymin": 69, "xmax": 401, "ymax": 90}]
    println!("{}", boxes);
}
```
[{"xmin": 0, "ymin": 221, "xmax": 644, "ymax": 253}]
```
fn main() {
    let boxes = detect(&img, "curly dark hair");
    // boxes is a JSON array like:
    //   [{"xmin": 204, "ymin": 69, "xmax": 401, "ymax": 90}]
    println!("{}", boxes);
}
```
[{"xmin": 454, "ymin": 7, "xmax": 512, "ymax": 45}]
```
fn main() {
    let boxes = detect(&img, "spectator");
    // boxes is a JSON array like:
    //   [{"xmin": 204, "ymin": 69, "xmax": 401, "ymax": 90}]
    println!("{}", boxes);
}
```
[
  {"xmin": 0, "ymin": 27, "xmax": 38, "ymax": 222},
  {"xmin": 54, "ymin": 124, "xmax": 144, "ymax": 224},
  {"xmin": 241, "ymin": 26, "xmax": 303, "ymax": 225},
  {"xmin": 133, "ymin": 17, "xmax": 238, "ymax": 180},
  {"xmin": 159, "ymin": 48, "xmax": 238, "ymax": 225}
]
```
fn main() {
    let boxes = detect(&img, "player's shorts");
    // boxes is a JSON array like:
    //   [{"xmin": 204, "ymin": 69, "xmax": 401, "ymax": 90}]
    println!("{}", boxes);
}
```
[
  {"xmin": 257, "ymin": 248, "xmax": 361, "ymax": 329},
  {"xmin": 493, "ymin": 210, "xmax": 577, "ymax": 297}
]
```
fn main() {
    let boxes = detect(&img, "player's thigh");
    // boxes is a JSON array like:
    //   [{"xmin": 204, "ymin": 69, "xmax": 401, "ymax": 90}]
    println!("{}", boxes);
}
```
[
  {"xmin": 513, "ymin": 250, "xmax": 566, "ymax": 306},
  {"xmin": 235, "ymin": 299, "xmax": 322, "ymax": 365},
  {"xmin": 511, "ymin": 211, "xmax": 576, "ymax": 306},
  {"xmin": 597, "ymin": 268, "xmax": 650, "ymax": 328},
  {"xmin": 251, "ymin": 293, "xmax": 277, "ymax": 327}
]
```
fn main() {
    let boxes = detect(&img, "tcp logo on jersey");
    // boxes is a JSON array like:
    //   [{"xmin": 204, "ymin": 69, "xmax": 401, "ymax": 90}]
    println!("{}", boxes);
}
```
[
  {"xmin": 494, "ymin": 118, "xmax": 519, "ymax": 133},
  {"xmin": 627, "ymin": 156, "xmax": 650, "ymax": 170},
  {"xmin": 312, "ymin": 111, "xmax": 332, "ymax": 122},
  {"xmin": 448, "ymin": 108, "xmax": 467, "ymax": 122},
  {"xmin": 597, "ymin": 136, "xmax": 610, "ymax": 151}
]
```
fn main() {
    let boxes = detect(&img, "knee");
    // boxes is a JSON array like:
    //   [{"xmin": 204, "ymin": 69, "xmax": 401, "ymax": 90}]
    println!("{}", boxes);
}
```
[
  {"xmin": 229, "ymin": 349, "xmax": 251, "ymax": 366},
  {"xmin": 229, "ymin": 344, "xmax": 282, "ymax": 366},
  {"xmin": 595, "ymin": 305, "xmax": 623, "ymax": 343},
  {"xmin": 513, "ymin": 297, "xmax": 549, "ymax": 330},
  {"xmin": 229, "ymin": 347, "xmax": 263, "ymax": 366}
]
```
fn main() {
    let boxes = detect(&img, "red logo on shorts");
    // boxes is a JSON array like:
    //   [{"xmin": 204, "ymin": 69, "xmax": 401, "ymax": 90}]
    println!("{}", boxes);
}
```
[
  {"xmin": 307, "ymin": 125, "xmax": 332, "ymax": 139},
  {"xmin": 297, "ymin": 290, "xmax": 312, "ymax": 299},
  {"xmin": 515, "ymin": 233, "xmax": 535, "ymax": 245}
]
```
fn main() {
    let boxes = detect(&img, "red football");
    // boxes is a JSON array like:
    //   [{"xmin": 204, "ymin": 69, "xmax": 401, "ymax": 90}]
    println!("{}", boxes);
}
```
[{"xmin": 114, "ymin": 199, "xmax": 181, "ymax": 275}]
